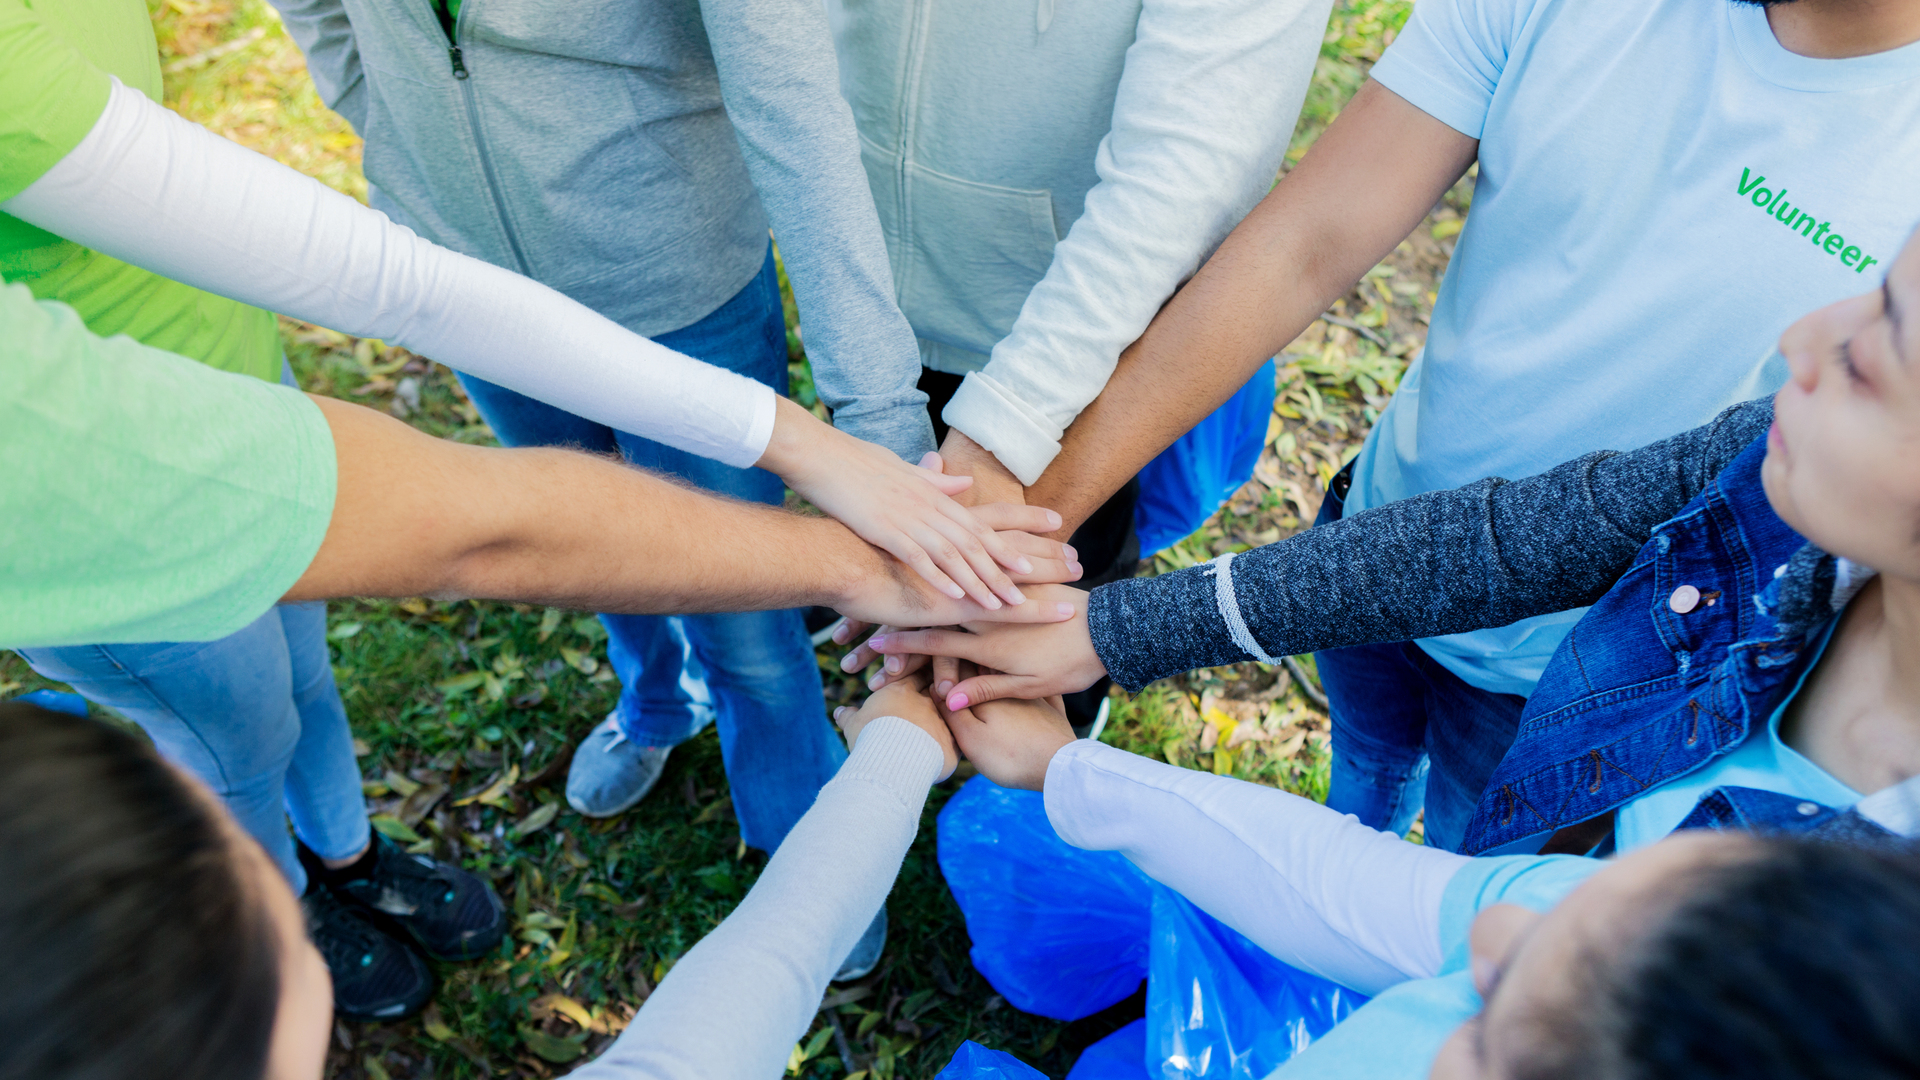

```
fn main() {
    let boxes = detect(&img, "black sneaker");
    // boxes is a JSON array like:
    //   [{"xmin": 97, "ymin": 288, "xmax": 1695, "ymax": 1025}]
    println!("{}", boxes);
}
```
[
  {"xmin": 302, "ymin": 885, "xmax": 434, "ymax": 1021},
  {"xmin": 311, "ymin": 834, "xmax": 508, "ymax": 962}
]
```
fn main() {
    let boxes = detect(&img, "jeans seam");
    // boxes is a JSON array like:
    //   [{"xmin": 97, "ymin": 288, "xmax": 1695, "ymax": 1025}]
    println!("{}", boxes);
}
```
[{"xmin": 88, "ymin": 644, "xmax": 243, "ymax": 794}]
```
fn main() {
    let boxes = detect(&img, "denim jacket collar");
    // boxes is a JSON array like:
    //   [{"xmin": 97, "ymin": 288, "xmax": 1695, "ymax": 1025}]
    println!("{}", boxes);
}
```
[{"xmin": 1462, "ymin": 437, "xmax": 1871, "ymax": 854}]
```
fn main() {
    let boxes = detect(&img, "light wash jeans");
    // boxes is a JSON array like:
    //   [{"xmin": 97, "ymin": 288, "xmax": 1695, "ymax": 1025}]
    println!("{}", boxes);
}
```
[
  {"xmin": 457, "ymin": 247, "xmax": 845, "ymax": 852},
  {"xmin": 19, "ymin": 601, "xmax": 371, "ymax": 893}
]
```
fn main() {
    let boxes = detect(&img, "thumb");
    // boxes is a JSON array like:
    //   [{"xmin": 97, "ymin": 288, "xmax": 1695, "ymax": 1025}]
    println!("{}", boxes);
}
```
[{"xmin": 946, "ymin": 672, "xmax": 1044, "ymax": 712}]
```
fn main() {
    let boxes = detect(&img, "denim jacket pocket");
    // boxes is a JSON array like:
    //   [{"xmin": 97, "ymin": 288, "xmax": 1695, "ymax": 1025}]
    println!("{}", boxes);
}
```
[{"xmin": 894, "ymin": 162, "xmax": 1060, "ymax": 355}]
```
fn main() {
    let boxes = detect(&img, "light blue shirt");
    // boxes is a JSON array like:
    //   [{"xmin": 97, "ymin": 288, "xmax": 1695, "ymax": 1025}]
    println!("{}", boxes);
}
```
[
  {"xmin": 1349, "ymin": 0, "xmax": 1920, "ymax": 695},
  {"xmin": 1270, "ymin": 855, "xmax": 1602, "ymax": 1080},
  {"xmin": 1616, "ymin": 623, "xmax": 1857, "ymax": 851}
]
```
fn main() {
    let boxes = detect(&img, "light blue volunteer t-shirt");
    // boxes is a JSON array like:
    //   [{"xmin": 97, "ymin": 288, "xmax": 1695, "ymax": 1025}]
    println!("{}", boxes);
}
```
[
  {"xmin": 1615, "ymin": 622, "xmax": 1858, "ymax": 850},
  {"xmin": 1349, "ymin": 0, "xmax": 1920, "ymax": 696},
  {"xmin": 1271, "ymin": 855, "xmax": 1602, "ymax": 1080}
]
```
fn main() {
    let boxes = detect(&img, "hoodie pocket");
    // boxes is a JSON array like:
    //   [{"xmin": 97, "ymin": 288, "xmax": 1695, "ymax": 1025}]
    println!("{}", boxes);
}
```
[{"xmin": 896, "ymin": 162, "xmax": 1059, "ymax": 355}]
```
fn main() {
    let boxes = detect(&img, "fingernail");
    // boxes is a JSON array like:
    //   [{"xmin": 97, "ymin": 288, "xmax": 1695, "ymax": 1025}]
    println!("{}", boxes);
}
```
[
  {"xmin": 1056, "ymin": 603, "xmax": 1076, "ymax": 617},
  {"xmin": 868, "ymin": 634, "xmax": 889, "ymax": 649},
  {"xmin": 1015, "ymin": 557, "xmax": 1033, "ymax": 574},
  {"xmin": 885, "ymin": 655, "xmax": 902, "ymax": 674},
  {"xmin": 1046, "ymin": 511, "xmax": 1062, "ymax": 529},
  {"xmin": 937, "ymin": 681, "xmax": 953, "ymax": 696},
  {"xmin": 840, "ymin": 653, "xmax": 861, "ymax": 672},
  {"xmin": 868, "ymin": 673, "xmax": 885, "ymax": 691},
  {"xmin": 948, "ymin": 693, "xmax": 969, "ymax": 710},
  {"xmin": 1063, "ymin": 544, "xmax": 1077, "ymax": 561},
  {"xmin": 833, "ymin": 706, "xmax": 848, "ymax": 720},
  {"xmin": 1006, "ymin": 587, "xmax": 1028, "ymax": 605},
  {"xmin": 1068, "ymin": 561, "xmax": 1084, "ymax": 578},
  {"xmin": 983, "ymin": 595, "xmax": 1002, "ymax": 610},
  {"xmin": 832, "ymin": 626, "xmax": 850, "ymax": 644},
  {"xmin": 945, "ymin": 583, "xmax": 966, "ymax": 599}
]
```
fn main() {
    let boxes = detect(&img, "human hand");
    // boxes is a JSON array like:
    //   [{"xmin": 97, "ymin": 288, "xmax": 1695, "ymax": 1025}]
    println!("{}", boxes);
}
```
[
  {"xmin": 851, "ymin": 585, "xmax": 1104, "ymax": 707},
  {"xmin": 830, "ymin": 543, "xmax": 1082, "ymax": 632},
  {"xmin": 938, "ymin": 429, "xmax": 1025, "ymax": 509},
  {"xmin": 759, "ymin": 398, "xmax": 1056, "ymax": 609},
  {"xmin": 832, "ymin": 510, "xmax": 1083, "ymax": 684},
  {"xmin": 939, "ymin": 682, "xmax": 1077, "ymax": 791},
  {"xmin": 832, "ymin": 671, "xmax": 957, "ymax": 781}
]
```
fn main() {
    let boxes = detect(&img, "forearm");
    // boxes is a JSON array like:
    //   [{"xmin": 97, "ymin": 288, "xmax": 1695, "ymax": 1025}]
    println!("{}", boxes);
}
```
[
  {"xmin": 573, "ymin": 718, "xmax": 943, "ymax": 1080},
  {"xmin": 288, "ymin": 396, "xmax": 877, "ymax": 613},
  {"xmin": 1045, "ymin": 741, "xmax": 1465, "ymax": 994},
  {"xmin": 1088, "ymin": 399, "xmax": 1774, "ymax": 690},
  {"xmin": 1026, "ymin": 80, "xmax": 1477, "ymax": 535},
  {"xmin": 703, "ymin": 0, "xmax": 931, "ymax": 460},
  {"xmin": 2, "ymin": 80, "xmax": 776, "ymax": 469},
  {"xmin": 945, "ymin": 0, "xmax": 1332, "ymax": 486}
]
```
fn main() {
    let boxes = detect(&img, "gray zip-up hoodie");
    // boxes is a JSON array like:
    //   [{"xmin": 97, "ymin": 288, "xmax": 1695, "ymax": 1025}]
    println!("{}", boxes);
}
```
[{"xmin": 269, "ymin": 0, "xmax": 934, "ymax": 460}]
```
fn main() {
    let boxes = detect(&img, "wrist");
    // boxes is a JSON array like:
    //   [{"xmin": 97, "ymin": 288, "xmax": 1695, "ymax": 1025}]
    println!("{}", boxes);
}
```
[
  {"xmin": 756, "ymin": 396, "xmax": 829, "ymax": 482},
  {"xmin": 940, "ymin": 429, "xmax": 1024, "ymax": 506}
]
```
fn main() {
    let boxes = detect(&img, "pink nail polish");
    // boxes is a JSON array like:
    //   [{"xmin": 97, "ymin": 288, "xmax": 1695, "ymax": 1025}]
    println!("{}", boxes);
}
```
[
  {"xmin": 869, "ymin": 634, "xmax": 889, "ymax": 649},
  {"xmin": 949, "ymin": 693, "xmax": 969, "ymax": 710}
]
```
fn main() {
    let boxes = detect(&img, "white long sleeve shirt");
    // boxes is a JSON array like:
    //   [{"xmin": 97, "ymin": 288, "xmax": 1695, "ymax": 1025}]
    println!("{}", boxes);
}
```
[
  {"xmin": 2, "ymin": 80, "xmax": 777, "ymax": 469},
  {"xmin": 573, "ymin": 717, "xmax": 943, "ymax": 1080},
  {"xmin": 831, "ymin": 0, "xmax": 1334, "ymax": 484}
]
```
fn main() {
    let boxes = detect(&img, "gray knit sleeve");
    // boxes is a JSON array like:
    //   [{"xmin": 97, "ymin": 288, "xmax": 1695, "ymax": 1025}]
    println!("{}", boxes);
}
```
[{"xmin": 1090, "ymin": 399, "xmax": 1774, "ymax": 691}]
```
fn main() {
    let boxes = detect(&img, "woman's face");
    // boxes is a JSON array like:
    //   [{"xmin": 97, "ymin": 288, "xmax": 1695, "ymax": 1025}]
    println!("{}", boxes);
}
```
[
  {"xmin": 1427, "ymin": 832, "xmax": 1755, "ymax": 1080},
  {"xmin": 1764, "ymin": 227, "xmax": 1920, "ymax": 581}
]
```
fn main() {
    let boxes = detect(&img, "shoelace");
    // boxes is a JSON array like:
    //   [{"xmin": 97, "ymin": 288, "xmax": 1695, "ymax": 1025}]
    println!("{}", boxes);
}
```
[{"xmin": 363, "ymin": 843, "xmax": 461, "ymax": 911}]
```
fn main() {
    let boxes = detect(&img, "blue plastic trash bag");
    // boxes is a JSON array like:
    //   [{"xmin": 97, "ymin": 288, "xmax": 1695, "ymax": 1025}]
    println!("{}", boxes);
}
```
[
  {"xmin": 1067, "ymin": 1019, "xmax": 1151, "ymax": 1080},
  {"xmin": 12, "ymin": 689, "xmax": 88, "ymax": 716},
  {"xmin": 1147, "ymin": 888, "xmax": 1367, "ymax": 1079},
  {"xmin": 1134, "ymin": 358, "xmax": 1277, "ymax": 557},
  {"xmin": 936, "ymin": 1040, "xmax": 1049, "ymax": 1080},
  {"xmin": 937, "ymin": 777, "xmax": 1155, "ymax": 1020}
]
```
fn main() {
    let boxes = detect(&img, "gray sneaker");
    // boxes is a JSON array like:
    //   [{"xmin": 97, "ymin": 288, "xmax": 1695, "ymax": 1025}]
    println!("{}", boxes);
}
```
[
  {"xmin": 834, "ymin": 907, "xmax": 888, "ymax": 982},
  {"xmin": 566, "ymin": 716, "xmax": 671, "ymax": 818}
]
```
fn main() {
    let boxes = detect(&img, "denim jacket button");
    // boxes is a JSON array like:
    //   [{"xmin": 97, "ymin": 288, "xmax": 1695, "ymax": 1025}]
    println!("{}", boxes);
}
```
[{"xmin": 1669, "ymin": 584, "xmax": 1702, "ymax": 614}]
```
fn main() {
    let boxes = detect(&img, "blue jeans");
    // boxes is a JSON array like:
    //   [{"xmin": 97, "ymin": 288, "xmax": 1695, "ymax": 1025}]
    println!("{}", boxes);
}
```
[
  {"xmin": 1312, "ymin": 466, "xmax": 1527, "ymax": 852},
  {"xmin": 456, "ymin": 247, "xmax": 843, "ymax": 852},
  {"xmin": 19, "ymin": 602, "xmax": 371, "ymax": 893}
]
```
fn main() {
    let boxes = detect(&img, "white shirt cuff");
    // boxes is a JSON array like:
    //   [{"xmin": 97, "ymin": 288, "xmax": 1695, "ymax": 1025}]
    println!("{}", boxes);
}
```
[{"xmin": 941, "ymin": 371, "xmax": 1066, "ymax": 486}]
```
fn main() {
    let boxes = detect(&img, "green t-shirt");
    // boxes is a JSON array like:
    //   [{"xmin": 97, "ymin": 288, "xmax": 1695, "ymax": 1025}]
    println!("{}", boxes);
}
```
[
  {"xmin": 0, "ymin": 0, "xmax": 281, "ymax": 382},
  {"xmin": 0, "ymin": 281, "xmax": 337, "ymax": 648}
]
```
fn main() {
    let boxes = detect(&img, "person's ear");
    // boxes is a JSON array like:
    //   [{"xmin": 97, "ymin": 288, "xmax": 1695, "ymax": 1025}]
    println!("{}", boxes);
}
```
[{"xmin": 1468, "ymin": 903, "xmax": 1540, "ymax": 997}]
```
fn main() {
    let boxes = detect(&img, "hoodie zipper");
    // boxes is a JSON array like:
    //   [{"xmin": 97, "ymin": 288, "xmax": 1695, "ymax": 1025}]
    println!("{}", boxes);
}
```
[
  {"xmin": 893, "ymin": 0, "xmax": 933, "ymax": 296},
  {"xmin": 431, "ymin": 0, "xmax": 531, "ymax": 275}
]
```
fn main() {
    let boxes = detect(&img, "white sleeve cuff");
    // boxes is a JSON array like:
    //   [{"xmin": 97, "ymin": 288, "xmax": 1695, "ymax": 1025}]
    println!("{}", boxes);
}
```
[
  {"xmin": 838, "ymin": 715, "xmax": 947, "ymax": 803},
  {"xmin": 941, "ymin": 371, "xmax": 1066, "ymax": 486}
]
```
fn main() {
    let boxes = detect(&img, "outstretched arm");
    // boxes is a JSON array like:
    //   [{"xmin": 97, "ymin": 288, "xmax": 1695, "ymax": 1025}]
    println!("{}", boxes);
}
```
[
  {"xmin": 1023, "ymin": 80, "xmax": 1478, "ymax": 536},
  {"xmin": 292, "ymin": 395, "xmax": 1081, "ymax": 630},
  {"xmin": 941, "ymin": 696, "xmax": 1466, "ymax": 996},
  {"xmin": 939, "ymin": 0, "xmax": 1334, "ymax": 486},
  {"xmin": 573, "ymin": 683, "xmax": 952, "ymax": 1080},
  {"xmin": 2, "ymin": 76, "xmax": 1054, "ymax": 609},
  {"xmin": 871, "ymin": 399, "xmax": 1772, "ymax": 704}
]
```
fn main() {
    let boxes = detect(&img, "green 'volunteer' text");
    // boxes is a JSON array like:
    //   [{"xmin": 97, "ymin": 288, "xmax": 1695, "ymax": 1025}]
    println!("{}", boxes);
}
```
[{"xmin": 1739, "ymin": 168, "xmax": 1880, "ymax": 274}]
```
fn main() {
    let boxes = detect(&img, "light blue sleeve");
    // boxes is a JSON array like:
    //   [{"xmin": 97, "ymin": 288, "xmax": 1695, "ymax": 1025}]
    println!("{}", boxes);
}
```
[
  {"xmin": 1435, "ymin": 854, "xmax": 1603, "ymax": 973},
  {"xmin": 1268, "ymin": 855, "xmax": 1603, "ymax": 1080},
  {"xmin": 1365, "ymin": 0, "xmax": 1542, "ymax": 139}
]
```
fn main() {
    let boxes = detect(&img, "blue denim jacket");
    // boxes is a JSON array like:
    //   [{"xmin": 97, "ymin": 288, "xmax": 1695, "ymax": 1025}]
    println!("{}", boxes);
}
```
[{"xmin": 1459, "ymin": 438, "xmax": 1831, "ymax": 854}]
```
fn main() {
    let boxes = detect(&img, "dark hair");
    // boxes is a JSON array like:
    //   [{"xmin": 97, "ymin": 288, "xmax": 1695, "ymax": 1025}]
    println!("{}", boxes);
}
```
[
  {"xmin": 1521, "ymin": 835, "xmax": 1920, "ymax": 1080},
  {"xmin": 0, "ymin": 702, "xmax": 281, "ymax": 1080}
]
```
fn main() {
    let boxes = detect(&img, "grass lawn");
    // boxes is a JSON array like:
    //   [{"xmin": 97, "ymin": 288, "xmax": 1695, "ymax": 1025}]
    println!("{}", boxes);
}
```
[{"xmin": 0, "ymin": 2, "xmax": 1471, "ymax": 1075}]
